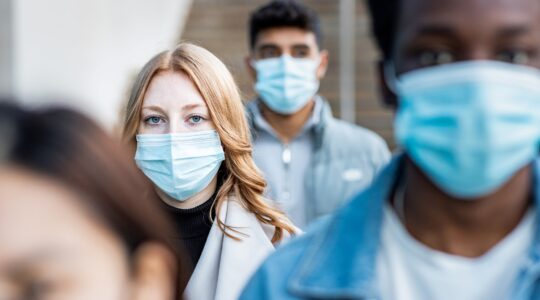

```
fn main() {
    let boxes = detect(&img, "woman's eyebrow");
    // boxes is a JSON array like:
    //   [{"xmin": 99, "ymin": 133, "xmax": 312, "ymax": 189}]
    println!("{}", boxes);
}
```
[
  {"xmin": 181, "ymin": 103, "xmax": 206, "ymax": 112},
  {"xmin": 141, "ymin": 105, "xmax": 167, "ymax": 115}
]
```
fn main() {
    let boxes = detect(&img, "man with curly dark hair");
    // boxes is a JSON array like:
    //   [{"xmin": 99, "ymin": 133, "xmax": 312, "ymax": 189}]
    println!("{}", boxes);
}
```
[{"xmin": 245, "ymin": 0, "xmax": 390, "ymax": 229}]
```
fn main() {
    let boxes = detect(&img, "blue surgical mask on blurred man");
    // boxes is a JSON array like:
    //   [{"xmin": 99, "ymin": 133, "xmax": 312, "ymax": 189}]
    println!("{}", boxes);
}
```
[
  {"xmin": 253, "ymin": 55, "xmax": 320, "ymax": 115},
  {"xmin": 390, "ymin": 61, "xmax": 540, "ymax": 199}
]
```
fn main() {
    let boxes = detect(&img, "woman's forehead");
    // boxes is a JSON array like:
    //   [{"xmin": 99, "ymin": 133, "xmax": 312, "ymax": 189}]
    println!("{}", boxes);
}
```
[{"xmin": 143, "ymin": 70, "xmax": 207, "ymax": 110}]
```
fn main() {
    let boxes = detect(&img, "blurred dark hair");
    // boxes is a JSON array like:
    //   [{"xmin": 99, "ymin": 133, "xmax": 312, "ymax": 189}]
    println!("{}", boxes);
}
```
[
  {"xmin": 366, "ymin": 0, "xmax": 401, "ymax": 60},
  {"xmin": 248, "ymin": 0, "xmax": 323, "ymax": 50},
  {"xmin": 0, "ymin": 100, "xmax": 187, "ymax": 298}
]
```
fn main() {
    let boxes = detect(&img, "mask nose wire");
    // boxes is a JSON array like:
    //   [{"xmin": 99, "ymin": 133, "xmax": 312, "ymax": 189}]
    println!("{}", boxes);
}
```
[{"xmin": 250, "ymin": 54, "xmax": 322, "ymax": 67}]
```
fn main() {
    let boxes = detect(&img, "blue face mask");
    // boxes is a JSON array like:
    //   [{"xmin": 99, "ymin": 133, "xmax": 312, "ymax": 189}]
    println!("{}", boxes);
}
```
[
  {"xmin": 134, "ymin": 130, "xmax": 225, "ymax": 201},
  {"xmin": 253, "ymin": 55, "xmax": 320, "ymax": 115},
  {"xmin": 391, "ymin": 61, "xmax": 540, "ymax": 199}
]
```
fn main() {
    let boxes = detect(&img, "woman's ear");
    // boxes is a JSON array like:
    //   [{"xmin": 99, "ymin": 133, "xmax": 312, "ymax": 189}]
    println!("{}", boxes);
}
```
[
  {"xmin": 130, "ymin": 242, "xmax": 178, "ymax": 300},
  {"xmin": 376, "ymin": 60, "xmax": 398, "ymax": 109}
]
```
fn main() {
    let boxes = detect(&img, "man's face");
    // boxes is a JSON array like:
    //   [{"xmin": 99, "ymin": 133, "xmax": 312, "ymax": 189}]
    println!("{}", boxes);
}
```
[
  {"xmin": 254, "ymin": 27, "xmax": 320, "ymax": 60},
  {"xmin": 247, "ymin": 27, "xmax": 328, "ymax": 80},
  {"xmin": 392, "ymin": 0, "xmax": 540, "ymax": 75},
  {"xmin": 388, "ymin": 0, "xmax": 540, "ymax": 198}
]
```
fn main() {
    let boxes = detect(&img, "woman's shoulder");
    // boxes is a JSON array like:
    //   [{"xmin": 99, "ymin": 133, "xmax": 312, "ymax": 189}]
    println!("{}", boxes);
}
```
[
  {"xmin": 219, "ymin": 195, "xmax": 267, "ymax": 228},
  {"xmin": 220, "ymin": 195, "xmax": 301, "ymax": 244}
]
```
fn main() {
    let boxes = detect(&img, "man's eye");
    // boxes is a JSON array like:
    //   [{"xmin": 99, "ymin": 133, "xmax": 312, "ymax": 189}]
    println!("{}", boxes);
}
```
[
  {"xmin": 418, "ymin": 50, "xmax": 454, "ymax": 67},
  {"xmin": 496, "ymin": 50, "xmax": 530, "ymax": 65},
  {"xmin": 292, "ymin": 49, "xmax": 310, "ymax": 58},
  {"xmin": 260, "ymin": 48, "xmax": 280, "ymax": 59}
]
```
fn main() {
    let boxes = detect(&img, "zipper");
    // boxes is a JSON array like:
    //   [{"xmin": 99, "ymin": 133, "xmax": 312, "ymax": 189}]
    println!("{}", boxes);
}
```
[{"xmin": 282, "ymin": 143, "xmax": 292, "ymax": 202}]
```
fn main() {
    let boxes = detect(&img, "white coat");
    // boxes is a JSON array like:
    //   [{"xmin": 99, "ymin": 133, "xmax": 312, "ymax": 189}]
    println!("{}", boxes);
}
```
[{"xmin": 183, "ymin": 196, "xmax": 294, "ymax": 300}]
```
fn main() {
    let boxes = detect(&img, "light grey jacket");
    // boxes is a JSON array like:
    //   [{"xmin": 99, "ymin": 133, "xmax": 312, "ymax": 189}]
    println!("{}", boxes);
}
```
[
  {"xmin": 247, "ymin": 98, "xmax": 391, "ymax": 223},
  {"xmin": 184, "ymin": 196, "xmax": 297, "ymax": 300}
]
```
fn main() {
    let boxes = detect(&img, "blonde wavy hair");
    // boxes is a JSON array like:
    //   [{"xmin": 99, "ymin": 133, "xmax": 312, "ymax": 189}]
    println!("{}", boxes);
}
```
[{"xmin": 122, "ymin": 43, "xmax": 294, "ymax": 243}]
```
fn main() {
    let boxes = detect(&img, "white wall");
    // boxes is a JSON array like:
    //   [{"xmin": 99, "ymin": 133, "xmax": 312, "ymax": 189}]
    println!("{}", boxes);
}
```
[
  {"xmin": 12, "ymin": 0, "xmax": 192, "ymax": 129},
  {"xmin": 0, "ymin": 0, "xmax": 13, "ymax": 95}
]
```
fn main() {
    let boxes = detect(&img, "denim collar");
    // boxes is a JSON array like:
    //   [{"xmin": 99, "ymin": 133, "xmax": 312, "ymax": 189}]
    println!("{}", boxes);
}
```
[{"xmin": 288, "ymin": 154, "xmax": 540, "ymax": 299}]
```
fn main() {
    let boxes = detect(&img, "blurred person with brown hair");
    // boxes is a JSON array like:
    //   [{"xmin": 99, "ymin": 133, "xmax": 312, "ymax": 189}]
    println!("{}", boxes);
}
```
[
  {"xmin": 245, "ymin": 0, "xmax": 390, "ymax": 229},
  {"xmin": 0, "ymin": 100, "xmax": 186, "ymax": 300},
  {"xmin": 122, "ymin": 42, "xmax": 297, "ymax": 300}
]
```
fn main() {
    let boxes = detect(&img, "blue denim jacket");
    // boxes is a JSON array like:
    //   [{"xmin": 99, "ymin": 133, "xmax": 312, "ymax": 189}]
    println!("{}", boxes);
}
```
[{"xmin": 240, "ymin": 155, "xmax": 540, "ymax": 299}]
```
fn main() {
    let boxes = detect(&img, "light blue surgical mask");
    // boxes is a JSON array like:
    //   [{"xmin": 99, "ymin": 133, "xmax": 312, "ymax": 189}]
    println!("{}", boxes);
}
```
[
  {"xmin": 390, "ymin": 61, "xmax": 540, "ymax": 199},
  {"xmin": 253, "ymin": 55, "xmax": 320, "ymax": 114},
  {"xmin": 134, "ymin": 130, "xmax": 225, "ymax": 201}
]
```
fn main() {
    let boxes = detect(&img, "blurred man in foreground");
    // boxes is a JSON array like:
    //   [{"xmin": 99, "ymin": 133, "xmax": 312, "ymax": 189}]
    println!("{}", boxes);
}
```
[{"xmin": 241, "ymin": 0, "xmax": 540, "ymax": 298}]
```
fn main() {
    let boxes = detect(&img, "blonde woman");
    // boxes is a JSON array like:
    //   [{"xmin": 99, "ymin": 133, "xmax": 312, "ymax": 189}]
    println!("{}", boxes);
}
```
[{"xmin": 122, "ymin": 43, "xmax": 296, "ymax": 300}]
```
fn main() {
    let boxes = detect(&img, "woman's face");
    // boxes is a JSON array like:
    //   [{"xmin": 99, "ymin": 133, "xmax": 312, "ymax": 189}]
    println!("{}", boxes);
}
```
[
  {"xmin": 138, "ymin": 70, "xmax": 215, "ymax": 134},
  {"xmin": 0, "ymin": 167, "xmax": 175, "ymax": 300}
]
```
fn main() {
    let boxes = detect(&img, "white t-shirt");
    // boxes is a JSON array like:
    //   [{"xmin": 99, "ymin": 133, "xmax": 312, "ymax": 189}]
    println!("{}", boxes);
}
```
[{"xmin": 376, "ymin": 204, "xmax": 534, "ymax": 300}]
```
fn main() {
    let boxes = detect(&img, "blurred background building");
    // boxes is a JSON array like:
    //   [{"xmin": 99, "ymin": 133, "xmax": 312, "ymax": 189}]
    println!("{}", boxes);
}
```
[{"xmin": 0, "ymin": 0, "xmax": 393, "ymax": 146}]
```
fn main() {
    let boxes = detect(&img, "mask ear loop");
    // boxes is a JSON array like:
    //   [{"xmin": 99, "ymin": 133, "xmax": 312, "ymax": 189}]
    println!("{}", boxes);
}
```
[
  {"xmin": 249, "ymin": 57, "xmax": 257, "ymax": 68},
  {"xmin": 383, "ymin": 60, "xmax": 401, "ymax": 94},
  {"xmin": 313, "ymin": 54, "xmax": 322, "ymax": 65}
]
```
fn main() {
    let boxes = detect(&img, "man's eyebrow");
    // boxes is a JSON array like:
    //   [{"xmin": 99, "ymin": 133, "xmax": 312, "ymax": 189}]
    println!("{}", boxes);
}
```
[
  {"xmin": 414, "ymin": 24, "xmax": 459, "ymax": 40},
  {"xmin": 257, "ymin": 43, "xmax": 279, "ymax": 50},
  {"xmin": 291, "ymin": 44, "xmax": 310, "ymax": 49},
  {"xmin": 495, "ymin": 25, "xmax": 531, "ymax": 38}
]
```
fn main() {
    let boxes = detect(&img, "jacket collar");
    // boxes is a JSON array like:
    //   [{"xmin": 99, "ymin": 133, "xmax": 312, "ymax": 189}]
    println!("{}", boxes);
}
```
[
  {"xmin": 246, "ymin": 96, "xmax": 333, "ymax": 146},
  {"xmin": 529, "ymin": 159, "xmax": 540, "ymax": 260},
  {"xmin": 288, "ymin": 155, "xmax": 540, "ymax": 299},
  {"xmin": 185, "ymin": 197, "xmax": 276, "ymax": 299}
]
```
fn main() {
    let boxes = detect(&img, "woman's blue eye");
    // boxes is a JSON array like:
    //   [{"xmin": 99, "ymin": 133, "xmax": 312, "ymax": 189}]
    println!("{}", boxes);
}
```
[
  {"xmin": 190, "ymin": 116, "xmax": 203, "ymax": 123},
  {"xmin": 146, "ymin": 116, "xmax": 162, "ymax": 124}
]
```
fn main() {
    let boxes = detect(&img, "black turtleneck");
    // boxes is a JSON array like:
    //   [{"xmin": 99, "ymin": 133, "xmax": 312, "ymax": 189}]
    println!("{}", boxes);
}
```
[{"xmin": 163, "ymin": 192, "xmax": 216, "ymax": 276}]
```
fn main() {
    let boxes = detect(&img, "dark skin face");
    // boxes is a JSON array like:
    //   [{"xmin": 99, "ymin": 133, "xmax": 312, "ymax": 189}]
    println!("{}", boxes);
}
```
[
  {"xmin": 385, "ymin": 0, "xmax": 540, "ymax": 257},
  {"xmin": 394, "ymin": 0, "xmax": 540, "ymax": 73}
]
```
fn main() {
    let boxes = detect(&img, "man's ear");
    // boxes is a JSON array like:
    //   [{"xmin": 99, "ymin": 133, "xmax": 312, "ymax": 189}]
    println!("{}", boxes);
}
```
[
  {"xmin": 245, "ymin": 54, "xmax": 257, "ymax": 82},
  {"xmin": 316, "ymin": 50, "xmax": 329, "ymax": 80},
  {"xmin": 376, "ymin": 60, "xmax": 398, "ymax": 109},
  {"xmin": 130, "ymin": 242, "xmax": 178, "ymax": 300}
]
